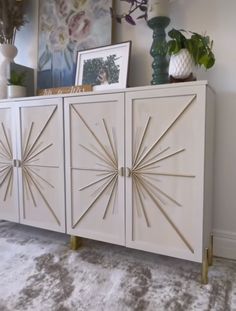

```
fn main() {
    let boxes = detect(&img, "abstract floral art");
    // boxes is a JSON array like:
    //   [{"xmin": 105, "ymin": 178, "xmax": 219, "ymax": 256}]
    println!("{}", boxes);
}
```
[{"xmin": 37, "ymin": 0, "xmax": 112, "ymax": 89}]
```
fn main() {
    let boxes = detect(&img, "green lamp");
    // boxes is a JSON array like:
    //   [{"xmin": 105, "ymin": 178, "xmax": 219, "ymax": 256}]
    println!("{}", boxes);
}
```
[{"xmin": 147, "ymin": 0, "xmax": 171, "ymax": 84}]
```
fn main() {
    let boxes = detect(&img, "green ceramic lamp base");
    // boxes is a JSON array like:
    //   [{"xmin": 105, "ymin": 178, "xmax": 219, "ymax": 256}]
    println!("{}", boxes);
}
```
[{"xmin": 147, "ymin": 16, "xmax": 170, "ymax": 85}]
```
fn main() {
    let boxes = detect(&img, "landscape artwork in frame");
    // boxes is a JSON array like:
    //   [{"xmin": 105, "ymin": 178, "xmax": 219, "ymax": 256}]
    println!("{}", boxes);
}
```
[
  {"xmin": 37, "ymin": 0, "xmax": 112, "ymax": 89},
  {"xmin": 75, "ymin": 42, "xmax": 131, "ymax": 91}
]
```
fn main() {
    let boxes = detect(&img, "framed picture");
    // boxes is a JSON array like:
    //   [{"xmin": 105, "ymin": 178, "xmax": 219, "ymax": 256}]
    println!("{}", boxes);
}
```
[
  {"xmin": 37, "ymin": 0, "xmax": 113, "ymax": 89},
  {"xmin": 75, "ymin": 41, "xmax": 131, "ymax": 91}
]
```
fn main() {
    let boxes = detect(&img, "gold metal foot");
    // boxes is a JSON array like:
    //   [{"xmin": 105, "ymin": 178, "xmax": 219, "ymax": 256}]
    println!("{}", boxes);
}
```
[
  {"xmin": 70, "ymin": 235, "xmax": 82, "ymax": 250},
  {"xmin": 201, "ymin": 248, "xmax": 209, "ymax": 284},
  {"xmin": 208, "ymin": 233, "xmax": 214, "ymax": 266}
]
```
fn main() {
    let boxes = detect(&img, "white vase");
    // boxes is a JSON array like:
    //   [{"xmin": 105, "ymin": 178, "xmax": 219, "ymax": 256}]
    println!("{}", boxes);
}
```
[
  {"xmin": 0, "ymin": 44, "xmax": 18, "ymax": 99},
  {"xmin": 168, "ymin": 49, "xmax": 195, "ymax": 79},
  {"xmin": 7, "ymin": 85, "xmax": 26, "ymax": 98},
  {"xmin": 147, "ymin": 0, "xmax": 170, "ymax": 20}
]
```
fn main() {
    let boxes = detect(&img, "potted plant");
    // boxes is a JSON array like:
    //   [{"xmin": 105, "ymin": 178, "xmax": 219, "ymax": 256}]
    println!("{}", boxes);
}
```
[
  {"xmin": 7, "ymin": 70, "xmax": 26, "ymax": 98},
  {"xmin": 167, "ymin": 28, "xmax": 215, "ymax": 80}
]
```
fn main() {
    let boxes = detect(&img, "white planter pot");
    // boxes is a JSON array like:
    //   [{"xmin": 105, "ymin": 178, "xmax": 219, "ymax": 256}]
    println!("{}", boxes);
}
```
[
  {"xmin": 168, "ymin": 49, "xmax": 195, "ymax": 79},
  {"xmin": 7, "ymin": 85, "xmax": 26, "ymax": 98}
]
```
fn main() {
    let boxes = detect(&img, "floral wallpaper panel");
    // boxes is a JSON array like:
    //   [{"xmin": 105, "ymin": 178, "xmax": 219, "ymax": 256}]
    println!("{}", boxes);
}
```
[{"xmin": 37, "ymin": 0, "xmax": 112, "ymax": 89}]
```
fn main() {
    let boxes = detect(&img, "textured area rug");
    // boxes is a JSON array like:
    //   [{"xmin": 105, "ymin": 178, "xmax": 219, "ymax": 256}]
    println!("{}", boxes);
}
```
[{"xmin": 0, "ymin": 221, "xmax": 236, "ymax": 311}]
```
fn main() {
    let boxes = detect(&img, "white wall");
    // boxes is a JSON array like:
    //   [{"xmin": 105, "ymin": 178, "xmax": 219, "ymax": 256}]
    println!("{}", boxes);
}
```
[{"xmin": 15, "ymin": 0, "xmax": 236, "ymax": 259}]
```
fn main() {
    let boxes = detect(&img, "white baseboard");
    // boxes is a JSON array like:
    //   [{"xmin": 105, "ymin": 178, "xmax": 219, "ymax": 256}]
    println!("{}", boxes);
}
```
[{"xmin": 213, "ymin": 229, "xmax": 236, "ymax": 260}]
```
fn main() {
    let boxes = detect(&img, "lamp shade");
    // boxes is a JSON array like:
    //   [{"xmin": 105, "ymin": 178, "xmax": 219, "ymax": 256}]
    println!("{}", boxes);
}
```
[{"xmin": 147, "ymin": 0, "xmax": 170, "ymax": 20}]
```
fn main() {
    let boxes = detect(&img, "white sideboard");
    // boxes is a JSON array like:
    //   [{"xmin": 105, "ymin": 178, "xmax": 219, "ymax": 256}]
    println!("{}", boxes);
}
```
[{"xmin": 0, "ymin": 81, "xmax": 215, "ymax": 283}]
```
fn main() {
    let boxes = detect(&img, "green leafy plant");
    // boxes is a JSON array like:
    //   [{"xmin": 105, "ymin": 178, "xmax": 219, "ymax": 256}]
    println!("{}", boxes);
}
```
[
  {"xmin": 167, "ymin": 28, "xmax": 215, "ymax": 69},
  {"xmin": 8, "ymin": 70, "xmax": 26, "ymax": 86}
]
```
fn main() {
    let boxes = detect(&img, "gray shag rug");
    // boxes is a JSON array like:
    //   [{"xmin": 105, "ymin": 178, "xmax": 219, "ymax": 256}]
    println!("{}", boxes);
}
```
[{"xmin": 0, "ymin": 221, "xmax": 236, "ymax": 311}]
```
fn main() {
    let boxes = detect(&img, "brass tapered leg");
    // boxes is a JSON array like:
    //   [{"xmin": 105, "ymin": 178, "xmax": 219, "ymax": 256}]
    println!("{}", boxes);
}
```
[
  {"xmin": 208, "ymin": 233, "xmax": 214, "ymax": 266},
  {"xmin": 70, "ymin": 235, "xmax": 82, "ymax": 250},
  {"xmin": 201, "ymin": 248, "xmax": 209, "ymax": 284}
]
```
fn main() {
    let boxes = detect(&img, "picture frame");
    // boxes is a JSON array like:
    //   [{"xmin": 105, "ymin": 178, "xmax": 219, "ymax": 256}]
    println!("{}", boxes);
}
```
[{"xmin": 75, "ymin": 41, "xmax": 131, "ymax": 91}]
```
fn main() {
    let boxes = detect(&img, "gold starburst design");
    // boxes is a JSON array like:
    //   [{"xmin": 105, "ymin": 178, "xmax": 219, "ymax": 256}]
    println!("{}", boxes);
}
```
[
  {"xmin": 71, "ymin": 96, "xmax": 196, "ymax": 253},
  {"xmin": 21, "ymin": 106, "xmax": 60, "ymax": 225},
  {"xmin": 71, "ymin": 105, "xmax": 119, "ymax": 229},
  {"xmin": 131, "ymin": 96, "xmax": 196, "ymax": 253},
  {"xmin": 0, "ymin": 122, "xmax": 13, "ymax": 202}
]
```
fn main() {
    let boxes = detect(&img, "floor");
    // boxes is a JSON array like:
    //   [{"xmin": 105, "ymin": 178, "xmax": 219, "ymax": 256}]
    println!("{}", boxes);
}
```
[{"xmin": 0, "ymin": 221, "xmax": 236, "ymax": 311}]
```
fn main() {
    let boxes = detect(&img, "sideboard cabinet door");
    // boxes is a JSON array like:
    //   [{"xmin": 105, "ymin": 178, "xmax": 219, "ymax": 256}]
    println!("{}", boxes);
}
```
[
  {"xmin": 125, "ymin": 85, "xmax": 210, "ymax": 262},
  {"xmin": 0, "ymin": 104, "xmax": 18, "ymax": 222},
  {"xmin": 17, "ymin": 98, "xmax": 65, "ymax": 232},
  {"xmin": 65, "ymin": 93, "xmax": 125, "ymax": 245}
]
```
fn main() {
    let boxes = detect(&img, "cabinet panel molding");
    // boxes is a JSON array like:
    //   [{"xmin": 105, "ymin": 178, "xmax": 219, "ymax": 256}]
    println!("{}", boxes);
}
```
[
  {"xmin": 65, "ymin": 94, "xmax": 125, "ymax": 245},
  {"xmin": 0, "ymin": 105, "xmax": 19, "ymax": 222}
]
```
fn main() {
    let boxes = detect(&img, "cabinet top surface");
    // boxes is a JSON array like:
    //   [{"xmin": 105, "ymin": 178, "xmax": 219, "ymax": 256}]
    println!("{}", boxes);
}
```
[{"xmin": 0, "ymin": 80, "xmax": 210, "ymax": 103}]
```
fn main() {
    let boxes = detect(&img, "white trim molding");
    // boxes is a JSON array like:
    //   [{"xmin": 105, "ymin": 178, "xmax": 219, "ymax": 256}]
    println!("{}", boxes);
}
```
[{"xmin": 213, "ymin": 229, "xmax": 236, "ymax": 260}]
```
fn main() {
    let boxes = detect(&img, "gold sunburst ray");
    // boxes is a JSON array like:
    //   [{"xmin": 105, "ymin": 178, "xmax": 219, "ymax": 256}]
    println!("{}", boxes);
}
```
[
  {"xmin": 23, "ymin": 122, "xmax": 34, "ymax": 158},
  {"xmin": 89, "ymin": 172, "xmax": 117, "ymax": 198},
  {"xmin": 72, "ymin": 174, "xmax": 117, "ymax": 228},
  {"xmin": 0, "ymin": 161, "xmax": 11, "ymax": 166},
  {"xmin": 23, "ymin": 167, "xmax": 60, "ymax": 225},
  {"xmin": 103, "ymin": 175, "xmax": 118, "ymax": 219},
  {"xmin": 134, "ymin": 173, "xmax": 161, "ymax": 185},
  {"xmin": 24, "ymin": 140, "xmax": 44, "ymax": 163},
  {"xmin": 3, "ymin": 168, "xmax": 13, "ymax": 201},
  {"xmin": 102, "ymin": 119, "xmax": 118, "ymax": 165},
  {"xmin": 135, "ymin": 148, "xmax": 186, "ymax": 172},
  {"xmin": 78, "ymin": 172, "xmax": 116, "ymax": 192},
  {"xmin": 0, "ymin": 142, "xmax": 11, "ymax": 158},
  {"xmin": 0, "ymin": 140, "xmax": 11, "ymax": 159},
  {"xmin": 138, "ymin": 174, "xmax": 181, "ymax": 207},
  {"xmin": 0, "ymin": 151, "xmax": 10, "ymax": 159},
  {"xmin": 112, "ymin": 181, "xmax": 118, "ymax": 215},
  {"xmin": 23, "ymin": 169, "xmax": 30, "ymax": 201},
  {"xmin": 73, "ymin": 167, "xmax": 113, "ymax": 173},
  {"xmin": 134, "ymin": 173, "xmax": 167, "ymax": 206},
  {"xmin": 133, "ymin": 180, "xmax": 142, "ymax": 217},
  {"xmin": 79, "ymin": 144, "xmax": 116, "ymax": 169},
  {"xmin": 24, "ymin": 158, "xmax": 40, "ymax": 164},
  {"xmin": 139, "ymin": 146, "xmax": 170, "ymax": 169},
  {"xmin": 95, "ymin": 171, "xmax": 117, "ymax": 177},
  {"xmin": 0, "ymin": 168, "xmax": 12, "ymax": 187},
  {"xmin": 134, "ymin": 174, "xmax": 194, "ymax": 253},
  {"xmin": 23, "ymin": 168, "xmax": 37, "ymax": 207},
  {"xmin": 1, "ymin": 123, "xmax": 12, "ymax": 158},
  {"xmin": 26, "ymin": 166, "xmax": 55, "ymax": 189},
  {"xmin": 95, "ymin": 162, "xmax": 115, "ymax": 170},
  {"xmin": 138, "ymin": 171, "xmax": 196, "ymax": 178},
  {"xmin": 133, "ymin": 127, "xmax": 141, "ymax": 159},
  {"xmin": 133, "ymin": 175, "xmax": 150, "ymax": 227},
  {"xmin": 71, "ymin": 105, "xmax": 117, "ymax": 167},
  {"xmin": 25, "ymin": 143, "xmax": 53, "ymax": 164},
  {"xmin": 24, "ymin": 164, "xmax": 59, "ymax": 169},
  {"xmin": 0, "ymin": 165, "xmax": 11, "ymax": 174},
  {"xmin": 89, "ymin": 143, "xmax": 115, "ymax": 168},
  {"xmin": 135, "ymin": 146, "xmax": 148, "ymax": 167},
  {"xmin": 23, "ymin": 106, "xmax": 57, "ymax": 161},
  {"xmin": 133, "ymin": 96, "xmax": 196, "ymax": 170},
  {"xmin": 112, "ymin": 128, "xmax": 118, "ymax": 162},
  {"xmin": 9, "ymin": 168, "xmax": 14, "ymax": 197},
  {"xmin": 133, "ymin": 116, "xmax": 151, "ymax": 166}
]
